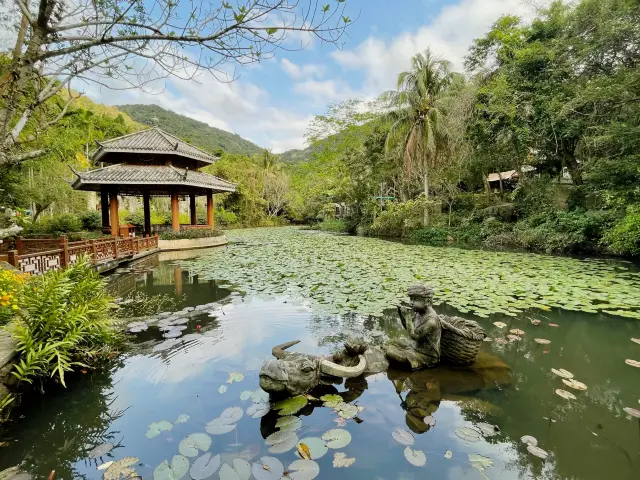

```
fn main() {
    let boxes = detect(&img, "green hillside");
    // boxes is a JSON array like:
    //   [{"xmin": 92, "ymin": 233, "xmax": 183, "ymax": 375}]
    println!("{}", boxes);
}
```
[{"xmin": 117, "ymin": 104, "xmax": 264, "ymax": 156}]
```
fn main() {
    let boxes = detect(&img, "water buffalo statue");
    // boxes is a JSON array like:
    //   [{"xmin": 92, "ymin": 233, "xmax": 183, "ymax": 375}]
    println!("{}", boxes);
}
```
[{"xmin": 259, "ymin": 340, "xmax": 367, "ymax": 396}]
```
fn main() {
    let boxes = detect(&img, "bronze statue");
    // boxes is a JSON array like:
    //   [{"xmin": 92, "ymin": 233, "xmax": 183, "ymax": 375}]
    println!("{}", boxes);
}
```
[{"xmin": 386, "ymin": 284, "xmax": 443, "ymax": 370}]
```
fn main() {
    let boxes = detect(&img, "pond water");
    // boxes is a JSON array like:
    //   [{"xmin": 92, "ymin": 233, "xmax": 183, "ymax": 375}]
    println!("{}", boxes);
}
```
[{"xmin": 1, "ymin": 228, "xmax": 640, "ymax": 480}]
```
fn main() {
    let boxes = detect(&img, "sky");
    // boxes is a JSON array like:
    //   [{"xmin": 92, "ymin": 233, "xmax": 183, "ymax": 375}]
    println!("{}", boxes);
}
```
[{"xmin": 20, "ymin": 0, "xmax": 542, "ymax": 153}]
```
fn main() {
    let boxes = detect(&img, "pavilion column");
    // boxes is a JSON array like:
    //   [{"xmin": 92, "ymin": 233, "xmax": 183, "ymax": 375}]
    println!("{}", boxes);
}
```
[
  {"xmin": 143, "ymin": 192, "xmax": 151, "ymax": 236},
  {"xmin": 171, "ymin": 192, "xmax": 180, "ymax": 232},
  {"xmin": 100, "ymin": 187, "xmax": 110, "ymax": 230},
  {"xmin": 189, "ymin": 194, "xmax": 197, "ymax": 225},
  {"xmin": 206, "ymin": 192, "xmax": 214, "ymax": 229},
  {"xmin": 109, "ymin": 191, "xmax": 119, "ymax": 237}
]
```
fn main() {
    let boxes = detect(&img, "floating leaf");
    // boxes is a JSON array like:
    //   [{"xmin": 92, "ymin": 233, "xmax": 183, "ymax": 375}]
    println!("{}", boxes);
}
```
[
  {"xmin": 403, "ymin": 447, "xmax": 426, "ymax": 467},
  {"xmin": 175, "ymin": 414, "xmax": 190, "ymax": 425},
  {"xmin": 276, "ymin": 416, "xmax": 302, "ymax": 432},
  {"xmin": 251, "ymin": 457, "xmax": 284, "ymax": 480},
  {"xmin": 190, "ymin": 453, "xmax": 221, "ymax": 480},
  {"xmin": 454, "ymin": 427, "xmax": 482, "ymax": 442},
  {"xmin": 549, "ymin": 323, "xmax": 559, "ymax": 327},
  {"xmin": 179, "ymin": 433, "xmax": 211, "ymax": 457},
  {"xmin": 246, "ymin": 402, "xmax": 270, "ymax": 418},
  {"xmin": 333, "ymin": 452, "xmax": 355, "ymax": 468},
  {"xmin": 625, "ymin": 359, "xmax": 640, "ymax": 368},
  {"xmin": 321, "ymin": 429, "xmax": 351, "ymax": 449},
  {"xmin": 555, "ymin": 389, "xmax": 577, "ymax": 400},
  {"xmin": 287, "ymin": 459, "xmax": 320, "ymax": 479},
  {"xmin": 551, "ymin": 368, "xmax": 574, "ymax": 379},
  {"xmin": 296, "ymin": 437, "xmax": 328, "ymax": 459},
  {"xmin": 334, "ymin": 403, "xmax": 358, "ymax": 419},
  {"xmin": 105, "ymin": 457, "xmax": 139, "ymax": 480},
  {"xmin": 520, "ymin": 435, "xmax": 537, "ymax": 446},
  {"xmin": 424, "ymin": 415, "xmax": 436, "ymax": 428},
  {"xmin": 631, "ymin": 338, "xmax": 640, "ymax": 345},
  {"xmin": 251, "ymin": 389, "xmax": 270, "ymax": 404},
  {"xmin": 239, "ymin": 390, "xmax": 253, "ymax": 401},
  {"xmin": 530, "ymin": 319, "xmax": 542, "ymax": 326},
  {"xmin": 392, "ymin": 428, "xmax": 415, "ymax": 446},
  {"xmin": 494, "ymin": 338, "xmax": 508, "ymax": 345},
  {"xmin": 527, "ymin": 445, "xmax": 549, "ymax": 459},
  {"xmin": 154, "ymin": 455, "xmax": 189, "ymax": 480},
  {"xmin": 444, "ymin": 450, "xmax": 452, "ymax": 459},
  {"xmin": 87, "ymin": 442, "xmax": 114, "ymax": 458},
  {"xmin": 507, "ymin": 334, "xmax": 521, "ymax": 342},
  {"xmin": 468, "ymin": 454, "xmax": 493, "ymax": 471},
  {"xmin": 218, "ymin": 459, "xmax": 251, "ymax": 480},
  {"xmin": 227, "ymin": 372, "xmax": 245, "ymax": 384},
  {"xmin": 476, "ymin": 423, "xmax": 500, "ymax": 437},
  {"xmin": 274, "ymin": 396, "xmax": 308, "ymax": 415},
  {"xmin": 146, "ymin": 421, "xmax": 174, "ymax": 438},
  {"xmin": 218, "ymin": 385, "xmax": 228, "ymax": 394},
  {"xmin": 562, "ymin": 378, "xmax": 587, "ymax": 391},
  {"xmin": 509, "ymin": 329, "xmax": 525, "ymax": 335},
  {"xmin": 212, "ymin": 407, "xmax": 244, "ymax": 425},
  {"xmin": 206, "ymin": 423, "xmax": 235, "ymax": 435},
  {"xmin": 266, "ymin": 429, "xmax": 297, "ymax": 446},
  {"xmin": 320, "ymin": 394, "xmax": 342, "ymax": 408},
  {"xmin": 534, "ymin": 338, "xmax": 551, "ymax": 344},
  {"xmin": 493, "ymin": 322, "xmax": 507, "ymax": 328},
  {"xmin": 296, "ymin": 443, "xmax": 311, "ymax": 460},
  {"xmin": 268, "ymin": 433, "xmax": 298, "ymax": 454},
  {"xmin": 623, "ymin": 407, "xmax": 640, "ymax": 418},
  {"xmin": 98, "ymin": 461, "xmax": 114, "ymax": 471}
]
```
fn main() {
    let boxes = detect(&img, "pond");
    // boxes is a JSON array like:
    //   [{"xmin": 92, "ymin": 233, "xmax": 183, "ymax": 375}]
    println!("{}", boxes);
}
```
[{"xmin": 1, "ymin": 227, "xmax": 639, "ymax": 480}]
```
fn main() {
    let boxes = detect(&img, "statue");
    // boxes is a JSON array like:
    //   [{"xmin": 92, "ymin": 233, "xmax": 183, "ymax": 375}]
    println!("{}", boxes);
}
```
[{"xmin": 386, "ymin": 284, "xmax": 443, "ymax": 370}]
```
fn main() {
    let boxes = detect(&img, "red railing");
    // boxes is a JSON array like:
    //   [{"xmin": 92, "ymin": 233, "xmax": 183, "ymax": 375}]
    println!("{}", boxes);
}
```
[{"xmin": 5, "ymin": 235, "xmax": 159, "ymax": 275}]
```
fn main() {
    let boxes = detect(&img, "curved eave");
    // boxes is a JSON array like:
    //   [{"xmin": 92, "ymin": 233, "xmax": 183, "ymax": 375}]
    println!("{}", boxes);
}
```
[{"xmin": 92, "ymin": 148, "xmax": 216, "ymax": 167}]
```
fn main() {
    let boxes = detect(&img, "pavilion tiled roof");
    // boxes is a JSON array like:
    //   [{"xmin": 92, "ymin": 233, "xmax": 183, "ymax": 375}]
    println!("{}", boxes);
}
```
[
  {"xmin": 71, "ymin": 163, "xmax": 235, "ymax": 194},
  {"xmin": 93, "ymin": 128, "xmax": 218, "ymax": 165}
]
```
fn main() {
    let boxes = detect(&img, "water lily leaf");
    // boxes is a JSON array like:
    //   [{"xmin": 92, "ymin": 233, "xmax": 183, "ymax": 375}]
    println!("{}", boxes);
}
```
[
  {"xmin": 555, "ymin": 389, "xmax": 577, "ymax": 400},
  {"xmin": 494, "ymin": 337, "xmax": 508, "ymax": 345},
  {"xmin": 424, "ymin": 415, "xmax": 436, "ymax": 428},
  {"xmin": 205, "ymin": 423, "xmax": 235, "ymax": 435},
  {"xmin": 218, "ymin": 385, "xmax": 228, "ymax": 394},
  {"xmin": 520, "ymin": 435, "xmax": 537, "ymax": 446},
  {"xmin": 251, "ymin": 457, "xmax": 284, "ymax": 480},
  {"xmin": 296, "ymin": 437, "xmax": 328, "ymax": 459},
  {"xmin": 175, "ymin": 414, "xmax": 190, "ymax": 425},
  {"xmin": 218, "ymin": 459, "xmax": 251, "ymax": 480},
  {"xmin": 274, "ymin": 396, "xmax": 307, "ymax": 415},
  {"xmin": 631, "ymin": 338, "xmax": 640, "ymax": 345},
  {"xmin": 105, "ymin": 457, "xmax": 139, "ymax": 480},
  {"xmin": 476, "ymin": 423, "xmax": 500, "ymax": 436},
  {"xmin": 527, "ymin": 445, "xmax": 549, "ymax": 459},
  {"xmin": 239, "ymin": 390, "xmax": 253, "ymax": 401},
  {"xmin": 551, "ymin": 368, "xmax": 574, "ymax": 379},
  {"xmin": 444, "ymin": 450, "xmax": 452, "ymax": 459},
  {"xmin": 549, "ymin": 323, "xmax": 559, "ymax": 327},
  {"xmin": 334, "ymin": 402, "xmax": 359, "ymax": 419},
  {"xmin": 87, "ymin": 442, "xmax": 114, "ymax": 458},
  {"xmin": 227, "ymin": 372, "xmax": 244, "ymax": 384},
  {"xmin": 623, "ymin": 407, "xmax": 640, "ymax": 418},
  {"xmin": 154, "ymin": 455, "xmax": 189, "ymax": 480},
  {"xmin": 625, "ymin": 359, "xmax": 640, "ymax": 368},
  {"xmin": 321, "ymin": 429, "xmax": 351, "ymax": 449},
  {"xmin": 268, "ymin": 433, "xmax": 298, "ymax": 454},
  {"xmin": 468, "ymin": 454, "xmax": 493, "ymax": 471},
  {"xmin": 320, "ymin": 394, "xmax": 342, "ymax": 408},
  {"xmin": 392, "ymin": 428, "xmax": 415, "ymax": 446},
  {"xmin": 507, "ymin": 334, "xmax": 521, "ymax": 342},
  {"xmin": 275, "ymin": 416, "xmax": 302, "ymax": 432},
  {"xmin": 179, "ymin": 433, "xmax": 211, "ymax": 457},
  {"xmin": 530, "ymin": 319, "xmax": 542, "ymax": 326},
  {"xmin": 562, "ymin": 378, "xmax": 587, "ymax": 390},
  {"xmin": 403, "ymin": 447, "xmax": 426, "ymax": 467},
  {"xmin": 509, "ymin": 328, "xmax": 525, "ymax": 335},
  {"xmin": 287, "ymin": 460, "xmax": 320, "ymax": 479},
  {"xmin": 190, "ymin": 453, "xmax": 221, "ymax": 480},
  {"xmin": 146, "ymin": 420, "xmax": 174, "ymax": 438},
  {"xmin": 98, "ymin": 461, "xmax": 114, "ymax": 471},
  {"xmin": 246, "ymin": 402, "xmax": 269, "ymax": 418},
  {"xmin": 534, "ymin": 338, "xmax": 551, "ymax": 344},
  {"xmin": 493, "ymin": 322, "xmax": 507, "ymax": 328},
  {"xmin": 332, "ymin": 452, "xmax": 355, "ymax": 468},
  {"xmin": 454, "ymin": 427, "xmax": 482, "ymax": 442},
  {"xmin": 266, "ymin": 429, "xmax": 297, "ymax": 446},
  {"xmin": 251, "ymin": 389, "xmax": 270, "ymax": 404}
]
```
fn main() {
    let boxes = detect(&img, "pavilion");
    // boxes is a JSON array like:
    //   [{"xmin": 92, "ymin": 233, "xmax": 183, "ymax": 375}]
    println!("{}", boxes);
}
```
[{"xmin": 71, "ymin": 128, "xmax": 236, "ymax": 236}]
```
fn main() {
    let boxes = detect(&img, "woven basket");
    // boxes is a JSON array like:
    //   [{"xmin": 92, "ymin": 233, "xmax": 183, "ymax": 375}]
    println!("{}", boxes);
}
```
[{"xmin": 440, "ymin": 316, "xmax": 485, "ymax": 365}]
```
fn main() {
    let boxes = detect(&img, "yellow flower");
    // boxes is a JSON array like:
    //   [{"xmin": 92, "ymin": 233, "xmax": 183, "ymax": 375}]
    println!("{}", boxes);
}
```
[{"xmin": 11, "ymin": 305, "xmax": 18, "ymax": 310}]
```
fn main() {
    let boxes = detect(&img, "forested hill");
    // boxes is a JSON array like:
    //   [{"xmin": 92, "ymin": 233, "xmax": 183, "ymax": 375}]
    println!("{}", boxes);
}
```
[{"xmin": 117, "ymin": 104, "xmax": 264, "ymax": 156}]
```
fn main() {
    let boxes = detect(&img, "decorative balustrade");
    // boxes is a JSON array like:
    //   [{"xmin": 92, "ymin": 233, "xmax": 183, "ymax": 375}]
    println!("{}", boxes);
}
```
[{"xmin": 5, "ymin": 235, "xmax": 159, "ymax": 276}]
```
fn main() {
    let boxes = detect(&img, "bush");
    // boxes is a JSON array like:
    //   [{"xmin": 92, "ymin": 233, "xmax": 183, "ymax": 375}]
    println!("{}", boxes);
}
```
[
  {"xmin": 10, "ymin": 257, "xmax": 119, "ymax": 388},
  {"xmin": 0, "ymin": 268, "xmax": 27, "ymax": 325},
  {"xmin": 314, "ymin": 219, "xmax": 349, "ymax": 233},
  {"xmin": 159, "ymin": 229, "xmax": 223, "ymax": 240},
  {"xmin": 367, "ymin": 198, "xmax": 439, "ymax": 237},
  {"xmin": 408, "ymin": 227, "xmax": 450, "ymax": 246},
  {"xmin": 29, "ymin": 213, "xmax": 82, "ymax": 234},
  {"xmin": 216, "ymin": 207, "xmax": 238, "ymax": 226},
  {"xmin": 603, "ymin": 206, "xmax": 640, "ymax": 257},
  {"xmin": 79, "ymin": 211, "xmax": 102, "ymax": 231}
]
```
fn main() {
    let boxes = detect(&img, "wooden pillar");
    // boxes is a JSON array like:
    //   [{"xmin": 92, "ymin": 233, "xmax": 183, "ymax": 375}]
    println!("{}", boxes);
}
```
[
  {"xmin": 189, "ymin": 194, "xmax": 197, "ymax": 225},
  {"xmin": 171, "ymin": 192, "xmax": 180, "ymax": 232},
  {"xmin": 206, "ymin": 192, "xmax": 214, "ymax": 229},
  {"xmin": 100, "ymin": 187, "xmax": 110, "ymax": 230},
  {"xmin": 109, "ymin": 192, "xmax": 119, "ymax": 237},
  {"xmin": 143, "ymin": 192, "xmax": 151, "ymax": 236},
  {"xmin": 174, "ymin": 266, "xmax": 183, "ymax": 296}
]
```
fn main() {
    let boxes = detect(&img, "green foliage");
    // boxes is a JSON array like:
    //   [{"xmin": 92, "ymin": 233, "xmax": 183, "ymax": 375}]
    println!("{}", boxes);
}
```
[
  {"xmin": 215, "ymin": 207, "xmax": 238, "ymax": 226},
  {"xmin": 79, "ymin": 211, "xmax": 102, "ymax": 231},
  {"xmin": 408, "ymin": 228, "xmax": 451, "ymax": 246},
  {"xmin": 367, "ymin": 199, "xmax": 440, "ymax": 237},
  {"xmin": 116, "ymin": 291, "xmax": 183, "ymax": 318},
  {"xmin": 10, "ymin": 257, "xmax": 119, "ymax": 388},
  {"xmin": 158, "ymin": 229, "xmax": 223, "ymax": 240},
  {"xmin": 603, "ymin": 206, "xmax": 640, "ymax": 257},
  {"xmin": 0, "ymin": 268, "xmax": 28, "ymax": 325},
  {"xmin": 314, "ymin": 219, "xmax": 349, "ymax": 233},
  {"xmin": 27, "ymin": 213, "xmax": 82, "ymax": 234}
]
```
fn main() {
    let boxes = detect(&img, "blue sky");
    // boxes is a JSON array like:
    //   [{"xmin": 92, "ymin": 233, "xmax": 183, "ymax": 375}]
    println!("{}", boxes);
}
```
[{"xmin": 82, "ymin": 0, "xmax": 539, "ymax": 152}]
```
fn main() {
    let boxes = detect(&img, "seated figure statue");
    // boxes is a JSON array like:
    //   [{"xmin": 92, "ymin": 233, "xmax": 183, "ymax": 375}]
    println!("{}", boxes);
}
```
[{"xmin": 386, "ymin": 284, "xmax": 442, "ymax": 370}]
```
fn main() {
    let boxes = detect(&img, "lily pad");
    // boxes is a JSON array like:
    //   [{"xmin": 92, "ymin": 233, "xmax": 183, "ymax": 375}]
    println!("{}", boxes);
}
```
[
  {"xmin": 468, "ymin": 454, "xmax": 493, "ymax": 471},
  {"xmin": 392, "ymin": 428, "xmax": 415, "ymax": 446},
  {"xmin": 215, "ymin": 407, "xmax": 244, "ymax": 425},
  {"xmin": 154, "ymin": 455, "xmax": 189, "ymax": 480},
  {"xmin": 287, "ymin": 459, "xmax": 320, "ymax": 479},
  {"xmin": 551, "ymin": 368, "xmax": 574, "ymax": 379},
  {"xmin": 105, "ymin": 457, "xmax": 139, "ymax": 480},
  {"xmin": 239, "ymin": 390, "xmax": 253, "ymax": 401},
  {"xmin": 527, "ymin": 444, "xmax": 549, "ymax": 459},
  {"xmin": 268, "ymin": 433, "xmax": 299, "ymax": 454},
  {"xmin": 227, "ymin": 372, "xmax": 245, "ymax": 384},
  {"xmin": 555, "ymin": 389, "xmax": 577, "ymax": 400},
  {"xmin": 276, "ymin": 416, "xmax": 302, "ymax": 432},
  {"xmin": 493, "ymin": 322, "xmax": 507, "ymax": 328},
  {"xmin": 218, "ymin": 385, "xmax": 228, "ymax": 394},
  {"xmin": 520, "ymin": 435, "xmax": 537, "ymax": 446},
  {"xmin": 296, "ymin": 437, "xmax": 328, "ymax": 459},
  {"xmin": 205, "ymin": 423, "xmax": 236, "ymax": 435},
  {"xmin": 321, "ymin": 429, "xmax": 352, "ymax": 449},
  {"xmin": 625, "ymin": 359, "xmax": 640, "ymax": 368},
  {"xmin": 320, "ymin": 394, "xmax": 342, "ymax": 408},
  {"xmin": 476, "ymin": 423, "xmax": 499, "ymax": 437},
  {"xmin": 179, "ymin": 433, "xmax": 211, "ymax": 457},
  {"xmin": 251, "ymin": 389, "xmax": 270, "ymax": 404},
  {"xmin": 146, "ymin": 420, "xmax": 174, "ymax": 438},
  {"xmin": 274, "ymin": 396, "xmax": 308, "ymax": 415},
  {"xmin": 246, "ymin": 402, "xmax": 270, "ymax": 418},
  {"xmin": 175, "ymin": 414, "xmax": 190, "ymax": 425},
  {"xmin": 509, "ymin": 328, "xmax": 525, "ymax": 335},
  {"xmin": 534, "ymin": 338, "xmax": 551, "ymax": 344},
  {"xmin": 454, "ymin": 427, "xmax": 482, "ymax": 442},
  {"xmin": 251, "ymin": 457, "xmax": 284, "ymax": 480},
  {"xmin": 631, "ymin": 338, "xmax": 640, "ymax": 345},
  {"xmin": 562, "ymin": 378, "xmax": 587, "ymax": 391},
  {"xmin": 444, "ymin": 450, "xmax": 453, "ymax": 459},
  {"xmin": 190, "ymin": 453, "xmax": 221, "ymax": 480},
  {"xmin": 87, "ymin": 442, "xmax": 114, "ymax": 458},
  {"xmin": 403, "ymin": 447, "xmax": 426, "ymax": 467},
  {"xmin": 623, "ymin": 407, "xmax": 640, "ymax": 418},
  {"xmin": 334, "ymin": 403, "xmax": 359, "ymax": 419},
  {"xmin": 218, "ymin": 459, "xmax": 251, "ymax": 480},
  {"xmin": 266, "ymin": 429, "xmax": 297, "ymax": 446},
  {"xmin": 98, "ymin": 461, "xmax": 114, "ymax": 471},
  {"xmin": 507, "ymin": 334, "xmax": 521, "ymax": 342}
]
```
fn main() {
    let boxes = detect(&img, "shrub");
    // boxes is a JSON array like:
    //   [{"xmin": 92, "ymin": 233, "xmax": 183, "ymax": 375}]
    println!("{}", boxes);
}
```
[
  {"xmin": 79, "ymin": 211, "xmax": 102, "ymax": 231},
  {"xmin": 216, "ymin": 207, "xmax": 238, "ymax": 226},
  {"xmin": 116, "ymin": 291, "xmax": 183, "ymax": 318},
  {"xmin": 159, "ymin": 229, "xmax": 223, "ymax": 240},
  {"xmin": 10, "ymin": 257, "xmax": 119, "ymax": 388},
  {"xmin": 367, "ymin": 198, "xmax": 439, "ymax": 237},
  {"xmin": 31, "ymin": 213, "xmax": 82, "ymax": 234},
  {"xmin": 603, "ymin": 206, "xmax": 640, "ymax": 257},
  {"xmin": 314, "ymin": 218, "xmax": 349, "ymax": 233},
  {"xmin": 408, "ymin": 227, "xmax": 450, "ymax": 246},
  {"xmin": 0, "ymin": 268, "xmax": 27, "ymax": 325}
]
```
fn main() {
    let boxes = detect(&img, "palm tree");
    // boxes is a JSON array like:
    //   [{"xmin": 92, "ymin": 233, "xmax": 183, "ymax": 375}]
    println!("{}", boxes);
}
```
[{"xmin": 382, "ymin": 49, "xmax": 456, "ymax": 223}]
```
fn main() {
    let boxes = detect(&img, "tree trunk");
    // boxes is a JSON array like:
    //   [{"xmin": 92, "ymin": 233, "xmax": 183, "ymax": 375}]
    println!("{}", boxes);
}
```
[
  {"xmin": 423, "ymin": 170, "xmax": 429, "ymax": 227},
  {"xmin": 563, "ymin": 151, "xmax": 583, "ymax": 186}
]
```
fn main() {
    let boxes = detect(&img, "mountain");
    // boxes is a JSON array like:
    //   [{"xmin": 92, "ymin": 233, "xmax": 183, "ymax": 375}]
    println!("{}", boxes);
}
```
[
  {"xmin": 117, "ymin": 104, "xmax": 264, "ymax": 156},
  {"xmin": 279, "ymin": 146, "xmax": 313, "ymax": 163}
]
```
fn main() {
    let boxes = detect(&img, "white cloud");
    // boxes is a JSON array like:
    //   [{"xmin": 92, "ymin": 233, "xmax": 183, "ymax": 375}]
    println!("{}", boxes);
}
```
[
  {"xmin": 292, "ymin": 79, "xmax": 356, "ymax": 105},
  {"xmin": 332, "ymin": 0, "xmax": 541, "ymax": 97},
  {"xmin": 280, "ymin": 58, "xmax": 325, "ymax": 79}
]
